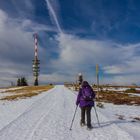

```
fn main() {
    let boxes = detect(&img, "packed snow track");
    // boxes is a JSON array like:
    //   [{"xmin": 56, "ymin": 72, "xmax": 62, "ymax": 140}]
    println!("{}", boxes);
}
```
[{"xmin": 0, "ymin": 86, "xmax": 135, "ymax": 140}]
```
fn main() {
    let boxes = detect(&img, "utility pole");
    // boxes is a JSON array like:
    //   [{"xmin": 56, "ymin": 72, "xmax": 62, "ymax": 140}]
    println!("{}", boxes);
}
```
[
  {"xmin": 32, "ymin": 33, "xmax": 40, "ymax": 86},
  {"xmin": 96, "ymin": 64, "xmax": 99, "ymax": 99}
]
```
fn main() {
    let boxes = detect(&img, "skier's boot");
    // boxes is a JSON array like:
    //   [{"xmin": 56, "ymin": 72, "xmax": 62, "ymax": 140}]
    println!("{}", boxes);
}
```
[
  {"xmin": 87, "ymin": 125, "xmax": 93, "ymax": 130},
  {"xmin": 80, "ymin": 121, "xmax": 85, "ymax": 127}
]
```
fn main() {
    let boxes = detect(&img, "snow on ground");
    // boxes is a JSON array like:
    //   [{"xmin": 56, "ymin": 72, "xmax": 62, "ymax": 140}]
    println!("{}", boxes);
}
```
[
  {"xmin": 0, "ymin": 90, "xmax": 41, "ymax": 99},
  {"xmin": 0, "ymin": 92, "xmax": 26, "ymax": 99},
  {"xmin": 0, "ymin": 87, "xmax": 24, "ymax": 99},
  {"xmin": 136, "ymin": 88, "xmax": 140, "ymax": 90},
  {"xmin": 98, "ymin": 103, "xmax": 140, "ymax": 140},
  {"xmin": 0, "ymin": 87, "xmax": 55, "ymax": 130},
  {"xmin": 0, "ymin": 85, "xmax": 139, "ymax": 140},
  {"xmin": 0, "ymin": 88, "xmax": 10, "ymax": 93},
  {"xmin": 0, "ymin": 87, "xmax": 23, "ymax": 93},
  {"xmin": 101, "ymin": 87, "xmax": 129, "ymax": 92},
  {"xmin": 0, "ymin": 93, "xmax": 13, "ymax": 99},
  {"xmin": 128, "ymin": 93, "xmax": 140, "ymax": 97}
]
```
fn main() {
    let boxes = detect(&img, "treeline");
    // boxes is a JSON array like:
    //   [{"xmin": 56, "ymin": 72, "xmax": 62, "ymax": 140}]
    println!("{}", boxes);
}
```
[{"xmin": 17, "ymin": 77, "xmax": 28, "ymax": 86}]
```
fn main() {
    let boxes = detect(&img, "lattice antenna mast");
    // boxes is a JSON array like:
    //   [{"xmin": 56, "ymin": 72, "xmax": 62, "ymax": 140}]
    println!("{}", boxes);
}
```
[{"xmin": 32, "ymin": 33, "xmax": 40, "ymax": 86}]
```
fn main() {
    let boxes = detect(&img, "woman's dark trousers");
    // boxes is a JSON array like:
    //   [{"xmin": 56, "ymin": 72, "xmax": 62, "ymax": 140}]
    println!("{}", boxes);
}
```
[{"xmin": 81, "ymin": 106, "xmax": 92, "ymax": 127}]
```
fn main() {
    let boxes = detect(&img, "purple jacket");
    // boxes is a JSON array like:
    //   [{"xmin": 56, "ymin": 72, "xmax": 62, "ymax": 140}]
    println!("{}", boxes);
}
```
[{"xmin": 76, "ymin": 85, "xmax": 95, "ymax": 107}]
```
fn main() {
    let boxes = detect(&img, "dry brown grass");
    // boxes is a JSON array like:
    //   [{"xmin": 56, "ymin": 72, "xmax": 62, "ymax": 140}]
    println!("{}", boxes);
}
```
[
  {"xmin": 0, "ymin": 85, "xmax": 54, "ymax": 101},
  {"xmin": 133, "ymin": 117, "xmax": 140, "ymax": 121},
  {"xmin": 4, "ymin": 85, "xmax": 53, "ymax": 93},
  {"xmin": 96, "ymin": 91, "xmax": 140, "ymax": 105},
  {"xmin": 1, "ymin": 92, "xmax": 39, "ymax": 101}
]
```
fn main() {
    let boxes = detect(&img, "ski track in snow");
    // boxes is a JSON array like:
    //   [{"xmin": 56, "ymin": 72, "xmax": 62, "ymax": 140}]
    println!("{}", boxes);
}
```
[{"xmin": 0, "ymin": 85, "xmax": 136, "ymax": 140}]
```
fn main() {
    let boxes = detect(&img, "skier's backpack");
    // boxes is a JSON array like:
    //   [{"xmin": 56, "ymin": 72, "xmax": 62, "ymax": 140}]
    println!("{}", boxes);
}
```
[{"xmin": 82, "ymin": 87, "xmax": 94, "ymax": 101}]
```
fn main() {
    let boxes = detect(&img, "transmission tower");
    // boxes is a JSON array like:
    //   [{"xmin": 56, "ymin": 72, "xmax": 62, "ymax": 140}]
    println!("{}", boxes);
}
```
[{"xmin": 32, "ymin": 33, "xmax": 40, "ymax": 86}]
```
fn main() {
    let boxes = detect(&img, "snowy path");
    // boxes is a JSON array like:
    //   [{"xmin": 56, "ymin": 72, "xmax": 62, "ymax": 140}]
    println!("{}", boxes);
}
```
[{"xmin": 0, "ymin": 86, "xmax": 135, "ymax": 140}]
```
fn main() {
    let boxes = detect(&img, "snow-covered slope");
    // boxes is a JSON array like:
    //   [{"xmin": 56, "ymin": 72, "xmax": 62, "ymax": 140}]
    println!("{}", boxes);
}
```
[{"xmin": 0, "ymin": 85, "xmax": 139, "ymax": 140}]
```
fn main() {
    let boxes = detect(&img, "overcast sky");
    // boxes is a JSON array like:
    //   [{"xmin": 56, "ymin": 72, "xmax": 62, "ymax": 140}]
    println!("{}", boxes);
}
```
[{"xmin": 1, "ymin": 0, "xmax": 140, "ymax": 87}]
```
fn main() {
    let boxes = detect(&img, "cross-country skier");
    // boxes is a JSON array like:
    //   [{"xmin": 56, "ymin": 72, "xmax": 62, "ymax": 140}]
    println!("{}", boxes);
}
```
[{"xmin": 76, "ymin": 81, "xmax": 95, "ymax": 130}]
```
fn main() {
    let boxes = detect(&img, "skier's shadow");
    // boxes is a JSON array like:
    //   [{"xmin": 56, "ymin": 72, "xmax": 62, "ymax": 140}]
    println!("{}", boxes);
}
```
[{"xmin": 92, "ymin": 119, "xmax": 138, "ymax": 129}]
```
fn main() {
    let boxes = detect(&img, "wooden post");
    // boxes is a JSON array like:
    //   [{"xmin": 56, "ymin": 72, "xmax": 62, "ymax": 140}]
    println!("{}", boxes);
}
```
[{"xmin": 96, "ymin": 64, "xmax": 99, "ymax": 99}]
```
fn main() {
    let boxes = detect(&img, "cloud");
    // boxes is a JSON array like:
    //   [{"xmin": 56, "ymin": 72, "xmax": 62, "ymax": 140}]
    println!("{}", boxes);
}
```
[
  {"xmin": 21, "ymin": 19, "xmax": 57, "ymax": 32},
  {"xmin": 45, "ymin": 33, "xmax": 140, "ymax": 84},
  {"xmin": 39, "ymin": 73, "xmax": 73, "ymax": 84},
  {"xmin": 0, "ymin": 9, "xmax": 46, "ymax": 86},
  {"xmin": 103, "ymin": 43, "xmax": 140, "ymax": 75},
  {"xmin": 0, "ymin": 10, "xmax": 7, "ymax": 28},
  {"xmin": 45, "ymin": 0, "xmax": 62, "ymax": 33},
  {"xmin": 1, "ymin": 7, "xmax": 140, "ymax": 86},
  {"xmin": 1, "ymin": 0, "xmax": 140, "ymax": 86},
  {"xmin": 52, "ymin": 34, "xmax": 122, "ymax": 69},
  {"xmin": 57, "ymin": 34, "xmax": 114, "ymax": 64},
  {"xmin": 11, "ymin": 0, "xmax": 35, "ymax": 18},
  {"xmin": 103, "ymin": 65, "xmax": 124, "ymax": 74},
  {"xmin": 103, "ymin": 75, "xmax": 140, "ymax": 85}
]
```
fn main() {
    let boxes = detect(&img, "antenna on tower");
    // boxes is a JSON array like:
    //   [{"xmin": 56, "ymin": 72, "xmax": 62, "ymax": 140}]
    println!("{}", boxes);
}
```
[{"xmin": 32, "ymin": 33, "xmax": 40, "ymax": 86}]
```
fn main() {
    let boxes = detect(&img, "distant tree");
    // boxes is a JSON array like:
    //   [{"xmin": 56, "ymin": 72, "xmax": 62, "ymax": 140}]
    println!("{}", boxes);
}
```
[
  {"xmin": 21, "ymin": 77, "xmax": 28, "ymax": 86},
  {"xmin": 24, "ymin": 77, "xmax": 28, "ymax": 86},
  {"xmin": 17, "ymin": 77, "xmax": 28, "ymax": 86},
  {"xmin": 17, "ymin": 78, "xmax": 21, "ymax": 86},
  {"xmin": 20, "ymin": 77, "xmax": 23, "ymax": 86}
]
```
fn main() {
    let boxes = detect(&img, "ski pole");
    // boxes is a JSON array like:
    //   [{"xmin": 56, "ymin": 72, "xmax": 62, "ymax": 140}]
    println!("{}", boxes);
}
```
[
  {"xmin": 93, "ymin": 106, "xmax": 100, "ymax": 126},
  {"xmin": 70, "ymin": 105, "xmax": 78, "ymax": 130}
]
